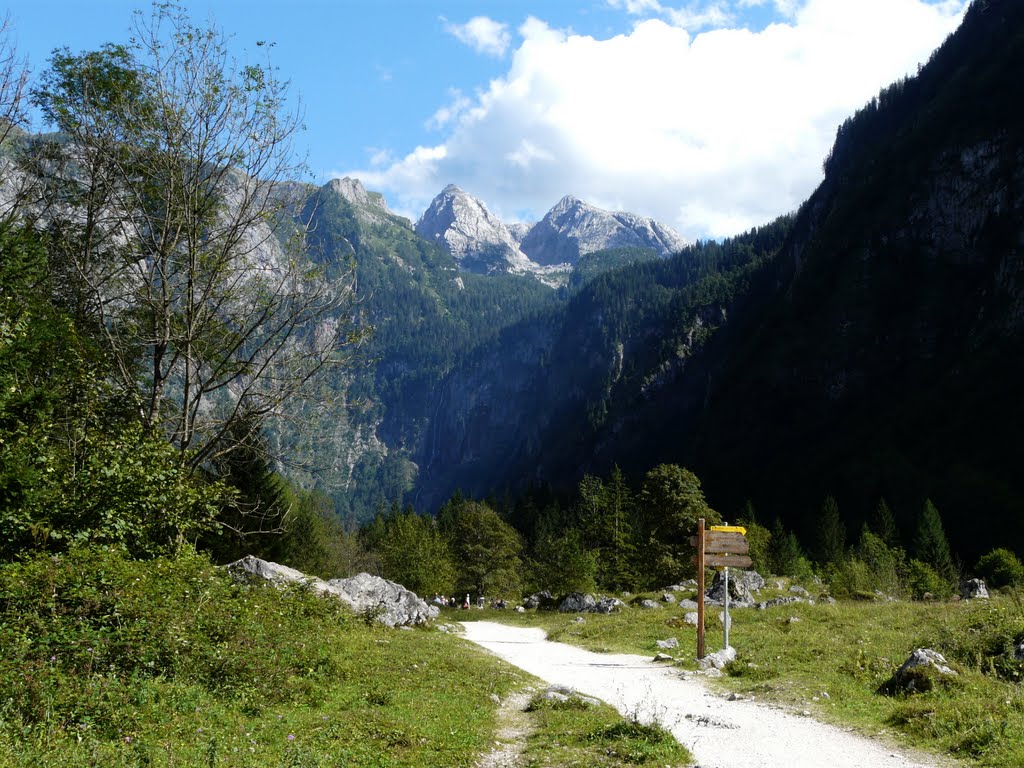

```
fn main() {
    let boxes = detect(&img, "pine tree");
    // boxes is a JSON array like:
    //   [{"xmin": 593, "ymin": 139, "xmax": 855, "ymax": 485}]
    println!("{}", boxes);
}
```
[
  {"xmin": 871, "ymin": 498, "xmax": 899, "ymax": 547},
  {"xmin": 637, "ymin": 464, "xmax": 720, "ymax": 586},
  {"xmin": 913, "ymin": 499, "xmax": 956, "ymax": 582},
  {"xmin": 816, "ymin": 496, "xmax": 846, "ymax": 565}
]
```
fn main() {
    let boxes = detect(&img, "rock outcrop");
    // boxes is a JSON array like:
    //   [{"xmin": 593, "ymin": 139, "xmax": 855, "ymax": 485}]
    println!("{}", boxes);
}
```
[
  {"xmin": 326, "ymin": 176, "xmax": 398, "ymax": 227},
  {"xmin": 415, "ymin": 184, "xmax": 533, "ymax": 273},
  {"xmin": 225, "ymin": 555, "xmax": 438, "ymax": 627},
  {"xmin": 414, "ymin": 186, "xmax": 687, "ymax": 275},
  {"xmin": 519, "ymin": 194, "xmax": 687, "ymax": 266}
]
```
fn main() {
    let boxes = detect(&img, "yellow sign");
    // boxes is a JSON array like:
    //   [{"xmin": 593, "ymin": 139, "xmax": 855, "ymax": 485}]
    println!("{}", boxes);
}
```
[{"xmin": 710, "ymin": 525, "xmax": 747, "ymax": 535}]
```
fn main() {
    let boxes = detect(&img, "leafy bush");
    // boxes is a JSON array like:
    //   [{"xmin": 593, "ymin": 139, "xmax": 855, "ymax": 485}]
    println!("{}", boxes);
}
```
[
  {"xmin": 975, "ymin": 548, "xmax": 1024, "ymax": 589},
  {"xmin": 906, "ymin": 559, "xmax": 954, "ymax": 600},
  {"xmin": 828, "ymin": 530, "xmax": 908, "ymax": 599}
]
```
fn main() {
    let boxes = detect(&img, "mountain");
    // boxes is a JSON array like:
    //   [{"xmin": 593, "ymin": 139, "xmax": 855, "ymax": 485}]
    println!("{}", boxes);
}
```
[
  {"xmin": 688, "ymin": 0, "xmax": 1024, "ymax": 557},
  {"xmin": 414, "ymin": 185, "xmax": 688, "ymax": 277},
  {"xmin": 326, "ymin": 176, "xmax": 406, "ymax": 228},
  {"xmin": 402, "ymin": 0, "xmax": 1024, "ymax": 560},
  {"xmin": 414, "ymin": 184, "xmax": 534, "ymax": 274},
  {"xmin": 520, "ymin": 194, "xmax": 689, "ymax": 266}
]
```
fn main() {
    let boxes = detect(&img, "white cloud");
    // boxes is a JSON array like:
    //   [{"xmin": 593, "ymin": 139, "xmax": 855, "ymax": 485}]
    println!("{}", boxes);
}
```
[
  {"xmin": 444, "ymin": 16, "xmax": 512, "ymax": 57},
  {"xmin": 609, "ymin": 0, "xmax": 734, "ymax": 31},
  {"xmin": 347, "ymin": 0, "xmax": 969, "ymax": 239},
  {"xmin": 427, "ymin": 90, "xmax": 472, "ymax": 130}
]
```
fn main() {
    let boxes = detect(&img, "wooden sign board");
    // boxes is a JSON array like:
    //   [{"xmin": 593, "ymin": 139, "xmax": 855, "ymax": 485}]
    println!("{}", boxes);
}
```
[
  {"xmin": 693, "ymin": 553, "xmax": 753, "ymax": 569},
  {"xmin": 689, "ymin": 532, "xmax": 749, "ymax": 555}
]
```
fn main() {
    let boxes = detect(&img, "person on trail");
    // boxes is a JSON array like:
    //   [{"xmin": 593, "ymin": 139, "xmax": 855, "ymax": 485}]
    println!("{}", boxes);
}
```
[{"xmin": 462, "ymin": 593, "xmax": 470, "ymax": 609}]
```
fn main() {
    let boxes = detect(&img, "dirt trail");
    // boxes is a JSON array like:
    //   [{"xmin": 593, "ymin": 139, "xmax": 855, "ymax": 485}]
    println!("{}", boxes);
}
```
[{"xmin": 462, "ymin": 621, "xmax": 958, "ymax": 768}]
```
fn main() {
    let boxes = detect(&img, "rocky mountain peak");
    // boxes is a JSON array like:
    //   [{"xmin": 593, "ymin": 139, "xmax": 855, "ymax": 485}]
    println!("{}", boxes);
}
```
[
  {"xmin": 520, "ymin": 196, "xmax": 688, "ymax": 267},
  {"xmin": 414, "ymin": 185, "xmax": 532, "ymax": 274},
  {"xmin": 325, "ymin": 176, "xmax": 398, "ymax": 227},
  {"xmin": 413, "ymin": 184, "xmax": 688, "ymax": 276}
]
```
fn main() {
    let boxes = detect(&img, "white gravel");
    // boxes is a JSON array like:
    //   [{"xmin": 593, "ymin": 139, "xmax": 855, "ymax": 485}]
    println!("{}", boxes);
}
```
[{"xmin": 462, "ymin": 621, "xmax": 958, "ymax": 768}]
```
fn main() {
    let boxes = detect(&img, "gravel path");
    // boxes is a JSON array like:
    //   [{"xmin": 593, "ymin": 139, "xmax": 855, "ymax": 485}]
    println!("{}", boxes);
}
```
[{"xmin": 462, "ymin": 621, "xmax": 958, "ymax": 768}]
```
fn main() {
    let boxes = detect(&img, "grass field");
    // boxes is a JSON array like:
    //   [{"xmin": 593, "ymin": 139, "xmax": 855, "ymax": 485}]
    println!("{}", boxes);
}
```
[{"xmin": 0, "ymin": 549, "xmax": 690, "ymax": 768}]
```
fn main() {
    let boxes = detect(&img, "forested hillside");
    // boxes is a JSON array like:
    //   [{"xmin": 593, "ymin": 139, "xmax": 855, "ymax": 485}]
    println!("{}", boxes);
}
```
[
  {"xmin": 690, "ymin": 0, "xmax": 1024, "ymax": 559},
  {"xmin": 406, "ymin": 0, "xmax": 1024, "ymax": 561}
]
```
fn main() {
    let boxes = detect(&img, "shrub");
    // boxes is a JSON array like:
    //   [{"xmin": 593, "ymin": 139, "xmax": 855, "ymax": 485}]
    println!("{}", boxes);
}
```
[
  {"xmin": 974, "ymin": 548, "xmax": 1024, "ymax": 589},
  {"xmin": 906, "ymin": 559, "xmax": 953, "ymax": 600}
]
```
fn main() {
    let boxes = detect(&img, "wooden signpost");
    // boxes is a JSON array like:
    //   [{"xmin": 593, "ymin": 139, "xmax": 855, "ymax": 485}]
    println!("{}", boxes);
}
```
[{"xmin": 692, "ymin": 519, "xmax": 750, "ymax": 659}]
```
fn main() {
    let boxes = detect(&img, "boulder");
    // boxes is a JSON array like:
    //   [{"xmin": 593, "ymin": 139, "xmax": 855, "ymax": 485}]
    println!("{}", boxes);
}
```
[
  {"xmin": 661, "ymin": 593, "xmax": 677, "ymax": 603},
  {"xmin": 667, "ymin": 579, "xmax": 698, "ymax": 591},
  {"xmin": 225, "ymin": 556, "xmax": 438, "ymax": 627},
  {"xmin": 326, "ymin": 572, "xmax": 439, "ymax": 627},
  {"xmin": 639, "ymin": 599, "xmax": 662, "ymax": 610},
  {"xmin": 523, "ymin": 590, "xmax": 556, "ymax": 609},
  {"xmin": 656, "ymin": 637, "xmax": 679, "ymax": 649},
  {"xmin": 226, "ymin": 555, "xmax": 321, "ymax": 589},
  {"xmin": 594, "ymin": 596, "xmax": 626, "ymax": 614},
  {"xmin": 788, "ymin": 585, "xmax": 810, "ymax": 596},
  {"xmin": 706, "ymin": 569, "xmax": 764, "ymax": 606},
  {"xmin": 960, "ymin": 578, "xmax": 990, "ymax": 600},
  {"xmin": 755, "ymin": 596, "xmax": 806, "ymax": 610},
  {"xmin": 683, "ymin": 611, "xmax": 699, "ymax": 626},
  {"xmin": 677, "ymin": 598, "xmax": 699, "ymax": 610},
  {"xmin": 880, "ymin": 648, "xmax": 958, "ymax": 695},
  {"xmin": 698, "ymin": 646, "xmax": 737, "ymax": 670},
  {"xmin": 559, "ymin": 592, "xmax": 597, "ymax": 613},
  {"xmin": 539, "ymin": 685, "xmax": 600, "ymax": 707}
]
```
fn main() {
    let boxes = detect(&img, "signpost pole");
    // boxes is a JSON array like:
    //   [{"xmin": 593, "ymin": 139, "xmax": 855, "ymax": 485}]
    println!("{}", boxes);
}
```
[
  {"xmin": 697, "ymin": 518, "xmax": 705, "ymax": 660},
  {"xmin": 723, "ymin": 566, "xmax": 730, "ymax": 651}
]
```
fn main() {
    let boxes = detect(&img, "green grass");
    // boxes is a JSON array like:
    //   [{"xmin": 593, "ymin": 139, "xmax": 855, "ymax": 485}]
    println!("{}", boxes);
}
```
[
  {"xmin": 0, "ymin": 549, "xmax": 694, "ymax": 768},
  {"xmin": 521, "ymin": 695, "xmax": 690, "ymax": 767},
  {"xmin": 0, "ymin": 548, "xmax": 518, "ymax": 767},
  {"xmin": 461, "ymin": 588, "xmax": 1024, "ymax": 767}
]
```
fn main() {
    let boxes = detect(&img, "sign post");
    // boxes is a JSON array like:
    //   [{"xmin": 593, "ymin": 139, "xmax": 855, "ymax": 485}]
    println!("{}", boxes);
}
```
[
  {"xmin": 696, "ymin": 518, "xmax": 706, "ymax": 659},
  {"xmin": 723, "ymin": 565, "xmax": 730, "ymax": 650},
  {"xmin": 692, "ymin": 522, "xmax": 750, "ymax": 660}
]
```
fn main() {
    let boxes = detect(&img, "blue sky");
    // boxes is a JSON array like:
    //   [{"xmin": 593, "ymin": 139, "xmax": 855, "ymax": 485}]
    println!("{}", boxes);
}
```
[{"xmin": 10, "ymin": 1, "xmax": 968, "ymax": 239}]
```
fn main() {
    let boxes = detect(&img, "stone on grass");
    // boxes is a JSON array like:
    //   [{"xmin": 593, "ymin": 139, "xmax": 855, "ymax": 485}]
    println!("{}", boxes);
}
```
[
  {"xmin": 698, "ymin": 646, "xmax": 737, "ymax": 670},
  {"xmin": 225, "ymin": 556, "xmax": 438, "ymax": 627},
  {"xmin": 755, "ymin": 596, "xmax": 805, "ymax": 611},
  {"xmin": 540, "ymin": 685, "xmax": 601, "ymax": 707},
  {"xmin": 559, "ymin": 593, "xmax": 597, "ymax": 613},
  {"xmin": 639, "ymin": 599, "xmax": 662, "ymax": 610},
  {"xmin": 677, "ymin": 599, "xmax": 699, "ymax": 610},
  {"xmin": 594, "ymin": 597, "xmax": 625, "ymax": 614},
  {"xmin": 653, "ymin": 652, "xmax": 675, "ymax": 662},
  {"xmin": 960, "ymin": 578, "xmax": 989, "ymax": 600},
  {"xmin": 523, "ymin": 591, "xmax": 556, "ymax": 610},
  {"xmin": 683, "ymin": 612, "xmax": 699, "ymax": 626},
  {"xmin": 326, "ymin": 572, "xmax": 439, "ymax": 627},
  {"xmin": 662, "ymin": 593, "xmax": 677, "ymax": 603},
  {"xmin": 656, "ymin": 637, "xmax": 680, "ymax": 649},
  {"xmin": 789, "ymin": 585, "xmax": 810, "ymax": 596},
  {"xmin": 880, "ymin": 648, "xmax": 958, "ymax": 695},
  {"xmin": 705, "ymin": 570, "xmax": 765, "ymax": 606}
]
